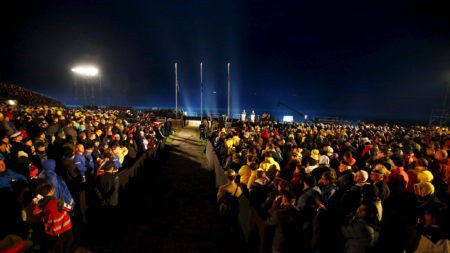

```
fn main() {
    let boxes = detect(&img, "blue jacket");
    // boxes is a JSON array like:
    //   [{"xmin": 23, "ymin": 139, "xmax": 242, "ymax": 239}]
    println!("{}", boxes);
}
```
[
  {"xmin": 0, "ymin": 169, "xmax": 28, "ymax": 193},
  {"xmin": 85, "ymin": 153, "xmax": 95, "ymax": 172},
  {"xmin": 75, "ymin": 152, "xmax": 88, "ymax": 176},
  {"xmin": 296, "ymin": 186, "xmax": 322, "ymax": 209},
  {"xmin": 38, "ymin": 159, "xmax": 75, "ymax": 208},
  {"xmin": 113, "ymin": 152, "xmax": 122, "ymax": 171}
]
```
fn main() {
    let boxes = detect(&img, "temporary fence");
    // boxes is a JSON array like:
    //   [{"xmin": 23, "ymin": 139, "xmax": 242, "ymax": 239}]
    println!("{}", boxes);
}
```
[
  {"xmin": 75, "ymin": 139, "xmax": 166, "ymax": 223},
  {"xmin": 205, "ymin": 140, "xmax": 267, "ymax": 253}
]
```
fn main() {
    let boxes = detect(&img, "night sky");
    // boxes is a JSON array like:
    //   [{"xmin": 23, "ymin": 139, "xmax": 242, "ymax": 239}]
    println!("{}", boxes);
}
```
[{"xmin": 1, "ymin": 1, "xmax": 450, "ymax": 125}]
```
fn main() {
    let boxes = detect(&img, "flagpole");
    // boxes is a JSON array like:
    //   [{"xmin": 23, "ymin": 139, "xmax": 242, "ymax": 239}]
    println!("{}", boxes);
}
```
[
  {"xmin": 175, "ymin": 63, "xmax": 178, "ymax": 119},
  {"xmin": 200, "ymin": 63, "xmax": 203, "ymax": 122},
  {"xmin": 228, "ymin": 63, "xmax": 230, "ymax": 119}
]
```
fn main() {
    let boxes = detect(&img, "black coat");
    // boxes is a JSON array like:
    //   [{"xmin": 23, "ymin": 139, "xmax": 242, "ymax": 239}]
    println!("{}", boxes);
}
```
[
  {"xmin": 126, "ymin": 141, "xmax": 139, "ymax": 159},
  {"xmin": 265, "ymin": 205, "xmax": 302, "ymax": 253},
  {"xmin": 95, "ymin": 172, "xmax": 119, "ymax": 206},
  {"xmin": 375, "ymin": 180, "xmax": 390, "ymax": 202},
  {"xmin": 311, "ymin": 206, "xmax": 335, "ymax": 252},
  {"xmin": 59, "ymin": 157, "xmax": 82, "ymax": 186}
]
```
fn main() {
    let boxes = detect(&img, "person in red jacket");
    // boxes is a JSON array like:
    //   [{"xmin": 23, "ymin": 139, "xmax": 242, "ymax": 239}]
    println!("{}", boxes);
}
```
[
  {"xmin": 432, "ymin": 149, "xmax": 450, "ymax": 191},
  {"xmin": 34, "ymin": 182, "xmax": 74, "ymax": 253},
  {"xmin": 385, "ymin": 157, "xmax": 409, "ymax": 196}
]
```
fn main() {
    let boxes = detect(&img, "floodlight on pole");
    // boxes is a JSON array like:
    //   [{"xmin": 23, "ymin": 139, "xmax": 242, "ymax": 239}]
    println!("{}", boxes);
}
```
[
  {"xmin": 71, "ymin": 66, "xmax": 100, "ymax": 106},
  {"xmin": 71, "ymin": 67, "xmax": 99, "ymax": 76}
]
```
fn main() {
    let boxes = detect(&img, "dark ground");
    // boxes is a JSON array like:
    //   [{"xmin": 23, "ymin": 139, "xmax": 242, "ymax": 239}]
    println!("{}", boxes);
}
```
[{"xmin": 76, "ymin": 126, "xmax": 235, "ymax": 253}]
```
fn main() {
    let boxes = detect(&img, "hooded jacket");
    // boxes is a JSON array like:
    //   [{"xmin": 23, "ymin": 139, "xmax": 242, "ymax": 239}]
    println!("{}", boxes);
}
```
[
  {"xmin": 385, "ymin": 167, "xmax": 409, "ymax": 196},
  {"xmin": 260, "ymin": 157, "xmax": 280, "ymax": 181},
  {"xmin": 238, "ymin": 162, "xmax": 252, "ymax": 186},
  {"xmin": 60, "ymin": 156, "xmax": 82, "ymax": 184},
  {"xmin": 341, "ymin": 218, "xmax": 379, "ymax": 253},
  {"xmin": 432, "ymin": 158, "xmax": 450, "ymax": 188},
  {"xmin": 38, "ymin": 159, "xmax": 75, "ymax": 208},
  {"xmin": 406, "ymin": 167, "xmax": 434, "ymax": 195},
  {"xmin": 297, "ymin": 186, "xmax": 322, "ymax": 209}
]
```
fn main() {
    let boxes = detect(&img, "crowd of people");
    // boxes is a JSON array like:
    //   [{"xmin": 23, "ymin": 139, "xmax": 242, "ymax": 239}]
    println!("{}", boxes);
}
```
[
  {"xmin": 0, "ymin": 103, "xmax": 171, "ymax": 252},
  {"xmin": 139, "ymin": 107, "xmax": 184, "ymax": 119},
  {"xmin": 212, "ymin": 120, "xmax": 450, "ymax": 253},
  {"xmin": 0, "ymin": 82, "xmax": 64, "ymax": 106}
]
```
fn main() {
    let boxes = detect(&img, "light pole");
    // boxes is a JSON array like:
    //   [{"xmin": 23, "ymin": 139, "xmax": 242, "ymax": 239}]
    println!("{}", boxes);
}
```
[{"xmin": 228, "ymin": 63, "xmax": 230, "ymax": 119}]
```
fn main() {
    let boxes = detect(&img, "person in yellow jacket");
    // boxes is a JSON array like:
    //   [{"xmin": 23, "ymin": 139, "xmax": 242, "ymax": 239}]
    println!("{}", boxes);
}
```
[
  {"xmin": 239, "ymin": 156, "xmax": 257, "ymax": 187},
  {"xmin": 259, "ymin": 152, "xmax": 280, "ymax": 181},
  {"xmin": 225, "ymin": 136, "xmax": 234, "ymax": 148},
  {"xmin": 232, "ymin": 133, "xmax": 240, "ymax": 147},
  {"xmin": 113, "ymin": 144, "xmax": 127, "ymax": 164},
  {"xmin": 246, "ymin": 162, "xmax": 262, "ymax": 190}
]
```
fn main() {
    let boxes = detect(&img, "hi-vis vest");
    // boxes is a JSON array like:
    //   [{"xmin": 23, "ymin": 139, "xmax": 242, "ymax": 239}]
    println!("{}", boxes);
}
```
[{"xmin": 34, "ymin": 199, "xmax": 72, "ymax": 236}]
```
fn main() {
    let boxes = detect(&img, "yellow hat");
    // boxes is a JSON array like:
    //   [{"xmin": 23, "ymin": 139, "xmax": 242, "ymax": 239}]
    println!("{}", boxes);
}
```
[
  {"xmin": 293, "ymin": 148, "xmax": 303, "ymax": 156},
  {"xmin": 57, "ymin": 111, "xmax": 62, "ymax": 116},
  {"xmin": 221, "ymin": 128, "xmax": 226, "ymax": 133},
  {"xmin": 311, "ymin": 149, "xmax": 319, "ymax": 160},
  {"xmin": 96, "ymin": 129, "xmax": 102, "ymax": 136}
]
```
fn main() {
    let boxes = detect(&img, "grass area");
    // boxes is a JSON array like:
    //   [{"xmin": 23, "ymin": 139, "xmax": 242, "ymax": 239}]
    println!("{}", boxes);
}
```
[
  {"xmin": 196, "ymin": 130, "xmax": 210, "ymax": 163},
  {"xmin": 197, "ymin": 130, "xmax": 207, "ymax": 152},
  {"xmin": 165, "ymin": 129, "xmax": 180, "ymax": 145}
]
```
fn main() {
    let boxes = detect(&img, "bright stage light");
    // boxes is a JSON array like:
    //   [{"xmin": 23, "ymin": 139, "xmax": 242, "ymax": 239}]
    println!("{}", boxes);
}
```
[
  {"xmin": 283, "ymin": 116, "xmax": 294, "ymax": 123},
  {"xmin": 72, "ymin": 67, "xmax": 98, "ymax": 76}
]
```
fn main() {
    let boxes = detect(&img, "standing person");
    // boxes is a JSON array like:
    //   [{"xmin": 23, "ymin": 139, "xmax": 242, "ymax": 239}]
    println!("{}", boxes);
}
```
[
  {"xmin": 217, "ymin": 170, "xmax": 242, "ymax": 238},
  {"xmin": 199, "ymin": 122, "xmax": 206, "ymax": 140},
  {"xmin": 74, "ymin": 144, "xmax": 89, "ymax": 178},
  {"xmin": 341, "ymin": 201, "xmax": 379, "ymax": 253},
  {"xmin": 370, "ymin": 169, "xmax": 390, "ymax": 202},
  {"xmin": 94, "ymin": 160, "xmax": 118, "ymax": 206},
  {"xmin": 34, "ymin": 182, "xmax": 74, "ymax": 253},
  {"xmin": 265, "ymin": 190, "xmax": 301, "ymax": 253},
  {"xmin": 94, "ymin": 160, "xmax": 118, "ymax": 229},
  {"xmin": 308, "ymin": 195, "xmax": 334, "ymax": 253}
]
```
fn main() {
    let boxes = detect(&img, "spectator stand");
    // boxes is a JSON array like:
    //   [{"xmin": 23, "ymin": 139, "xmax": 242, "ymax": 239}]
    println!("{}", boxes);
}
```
[{"xmin": 0, "ymin": 82, "xmax": 65, "ymax": 106}]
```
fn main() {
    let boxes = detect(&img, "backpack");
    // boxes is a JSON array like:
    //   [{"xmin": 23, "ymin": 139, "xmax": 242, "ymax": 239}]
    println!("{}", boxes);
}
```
[{"xmin": 219, "ymin": 186, "xmax": 239, "ymax": 216}]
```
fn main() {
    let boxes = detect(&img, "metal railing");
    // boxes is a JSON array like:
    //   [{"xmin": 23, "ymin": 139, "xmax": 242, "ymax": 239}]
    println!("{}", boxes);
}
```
[{"xmin": 186, "ymin": 112, "xmax": 197, "ymax": 117}]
